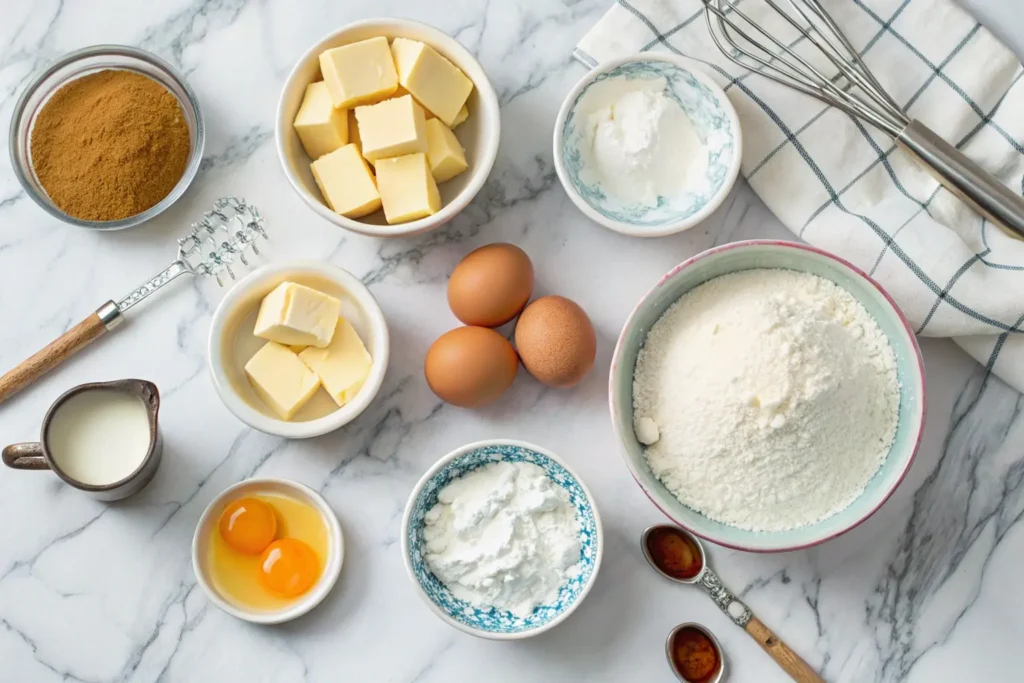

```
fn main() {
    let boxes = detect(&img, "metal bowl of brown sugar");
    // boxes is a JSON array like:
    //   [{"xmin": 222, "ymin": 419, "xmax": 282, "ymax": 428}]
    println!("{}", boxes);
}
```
[{"xmin": 9, "ymin": 45, "xmax": 204, "ymax": 230}]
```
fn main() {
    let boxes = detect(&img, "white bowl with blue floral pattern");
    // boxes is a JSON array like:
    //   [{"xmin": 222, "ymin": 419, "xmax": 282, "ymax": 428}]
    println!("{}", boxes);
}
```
[
  {"xmin": 401, "ymin": 440, "xmax": 603, "ymax": 639},
  {"xmin": 554, "ymin": 54, "xmax": 742, "ymax": 237}
]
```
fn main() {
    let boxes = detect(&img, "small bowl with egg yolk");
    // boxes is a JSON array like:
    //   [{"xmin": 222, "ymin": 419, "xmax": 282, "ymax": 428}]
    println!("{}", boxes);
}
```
[{"xmin": 192, "ymin": 477, "xmax": 344, "ymax": 624}]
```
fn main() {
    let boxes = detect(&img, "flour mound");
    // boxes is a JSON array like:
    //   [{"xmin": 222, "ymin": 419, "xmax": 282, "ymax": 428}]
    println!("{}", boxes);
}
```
[{"xmin": 632, "ymin": 269, "xmax": 900, "ymax": 532}]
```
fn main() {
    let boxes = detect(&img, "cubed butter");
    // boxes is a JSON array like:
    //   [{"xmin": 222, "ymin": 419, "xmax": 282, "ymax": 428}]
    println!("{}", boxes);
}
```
[
  {"xmin": 451, "ymin": 104, "xmax": 469, "ymax": 128},
  {"xmin": 374, "ymin": 153, "xmax": 441, "ymax": 224},
  {"xmin": 319, "ymin": 37, "xmax": 398, "ymax": 108},
  {"xmin": 347, "ymin": 109, "xmax": 361, "ymax": 152},
  {"xmin": 311, "ymin": 144, "xmax": 382, "ymax": 218},
  {"xmin": 254, "ymin": 282, "xmax": 342, "ymax": 348},
  {"xmin": 299, "ymin": 318, "xmax": 372, "ymax": 407},
  {"xmin": 288, "ymin": 345, "xmax": 308, "ymax": 354},
  {"xmin": 245, "ymin": 342, "xmax": 321, "ymax": 420},
  {"xmin": 424, "ymin": 118, "xmax": 468, "ymax": 183},
  {"xmin": 354, "ymin": 95, "xmax": 427, "ymax": 162},
  {"xmin": 390, "ymin": 38, "xmax": 473, "ymax": 126},
  {"xmin": 293, "ymin": 81, "xmax": 348, "ymax": 160}
]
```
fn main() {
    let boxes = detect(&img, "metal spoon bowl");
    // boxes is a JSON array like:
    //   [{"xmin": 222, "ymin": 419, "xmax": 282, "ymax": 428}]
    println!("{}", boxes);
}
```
[
  {"xmin": 643, "ymin": 524, "xmax": 825, "ymax": 683},
  {"xmin": 666, "ymin": 622, "xmax": 725, "ymax": 683}
]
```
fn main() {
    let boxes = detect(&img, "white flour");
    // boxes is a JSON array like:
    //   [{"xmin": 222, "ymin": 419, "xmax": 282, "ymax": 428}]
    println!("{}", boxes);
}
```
[
  {"xmin": 583, "ymin": 81, "xmax": 708, "ymax": 205},
  {"xmin": 423, "ymin": 461, "xmax": 581, "ymax": 617},
  {"xmin": 633, "ymin": 269, "xmax": 900, "ymax": 532}
]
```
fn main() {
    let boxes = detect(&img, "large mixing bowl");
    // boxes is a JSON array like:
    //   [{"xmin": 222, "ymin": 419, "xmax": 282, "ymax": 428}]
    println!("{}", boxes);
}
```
[{"xmin": 609, "ymin": 240, "xmax": 926, "ymax": 552}]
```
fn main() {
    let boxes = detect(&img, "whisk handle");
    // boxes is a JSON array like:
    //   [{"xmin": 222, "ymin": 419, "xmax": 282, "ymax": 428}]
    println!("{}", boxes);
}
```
[
  {"xmin": 0, "ymin": 302, "xmax": 122, "ymax": 406},
  {"xmin": 898, "ymin": 120, "xmax": 1024, "ymax": 239}
]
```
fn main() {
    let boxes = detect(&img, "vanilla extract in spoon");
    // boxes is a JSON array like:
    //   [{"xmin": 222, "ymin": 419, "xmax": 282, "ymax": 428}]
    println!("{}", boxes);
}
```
[{"xmin": 642, "ymin": 524, "xmax": 825, "ymax": 683}]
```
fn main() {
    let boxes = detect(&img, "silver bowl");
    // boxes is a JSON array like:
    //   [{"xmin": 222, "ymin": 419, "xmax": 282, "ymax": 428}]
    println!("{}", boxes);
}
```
[{"xmin": 9, "ymin": 44, "xmax": 205, "ymax": 230}]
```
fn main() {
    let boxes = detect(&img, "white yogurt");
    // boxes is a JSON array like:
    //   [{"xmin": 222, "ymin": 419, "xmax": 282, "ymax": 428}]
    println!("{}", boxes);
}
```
[
  {"xmin": 47, "ymin": 389, "xmax": 151, "ymax": 486},
  {"xmin": 580, "ymin": 77, "xmax": 709, "ymax": 206}
]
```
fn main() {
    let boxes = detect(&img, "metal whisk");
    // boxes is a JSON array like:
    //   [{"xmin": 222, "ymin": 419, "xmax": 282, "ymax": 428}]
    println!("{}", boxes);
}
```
[
  {"xmin": 702, "ymin": 0, "xmax": 1024, "ymax": 237},
  {"xmin": 0, "ymin": 196, "xmax": 267, "ymax": 405}
]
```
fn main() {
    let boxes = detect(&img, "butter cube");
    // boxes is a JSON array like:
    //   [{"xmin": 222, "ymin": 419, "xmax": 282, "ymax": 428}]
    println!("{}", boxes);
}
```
[
  {"xmin": 254, "ymin": 282, "xmax": 342, "ymax": 348},
  {"xmin": 347, "ymin": 109, "xmax": 361, "ymax": 152},
  {"xmin": 424, "ymin": 119, "xmax": 468, "ymax": 183},
  {"xmin": 424, "ymin": 104, "xmax": 466, "ymax": 126},
  {"xmin": 311, "ymin": 144, "xmax": 382, "ymax": 218},
  {"xmin": 354, "ymin": 95, "xmax": 427, "ymax": 162},
  {"xmin": 293, "ymin": 81, "xmax": 348, "ymax": 160},
  {"xmin": 451, "ymin": 104, "xmax": 469, "ymax": 128},
  {"xmin": 299, "ymin": 318, "xmax": 373, "ymax": 407},
  {"xmin": 245, "ymin": 342, "xmax": 321, "ymax": 420},
  {"xmin": 375, "ymin": 153, "xmax": 441, "ymax": 224},
  {"xmin": 390, "ymin": 38, "xmax": 473, "ymax": 126},
  {"xmin": 319, "ymin": 37, "xmax": 398, "ymax": 108}
]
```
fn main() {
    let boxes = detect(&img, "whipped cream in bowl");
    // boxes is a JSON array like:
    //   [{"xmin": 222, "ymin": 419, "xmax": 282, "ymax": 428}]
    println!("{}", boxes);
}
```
[{"xmin": 554, "ymin": 54, "xmax": 742, "ymax": 237}]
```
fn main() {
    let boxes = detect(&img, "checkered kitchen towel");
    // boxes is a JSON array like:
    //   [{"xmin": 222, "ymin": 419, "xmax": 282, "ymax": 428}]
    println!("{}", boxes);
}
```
[{"xmin": 576, "ymin": 0, "xmax": 1024, "ymax": 392}]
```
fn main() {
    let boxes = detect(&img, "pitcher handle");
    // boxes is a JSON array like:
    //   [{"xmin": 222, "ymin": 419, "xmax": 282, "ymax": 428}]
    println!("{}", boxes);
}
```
[{"xmin": 2, "ymin": 442, "xmax": 49, "ymax": 470}]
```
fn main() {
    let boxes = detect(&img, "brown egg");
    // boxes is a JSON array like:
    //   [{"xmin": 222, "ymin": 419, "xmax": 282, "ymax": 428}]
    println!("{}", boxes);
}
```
[
  {"xmin": 514, "ymin": 296, "xmax": 596, "ymax": 388},
  {"xmin": 425, "ymin": 326, "xmax": 519, "ymax": 407},
  {"xmin": 447, "ymin": 243, "xmax": 534, "ymax": 327}
]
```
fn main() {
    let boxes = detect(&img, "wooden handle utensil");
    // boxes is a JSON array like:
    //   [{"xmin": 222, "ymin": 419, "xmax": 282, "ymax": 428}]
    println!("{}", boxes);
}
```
[
  {"xmin": 0, "ymin": 305, "xmax": 118, "ymax": 405},
  {"xmin": 745, "ymin": 617, "xmax": 824, "ymax": 683},
  {"xmin": 0, "ymin": 197, "xmax": 266, "ymax": 407}
]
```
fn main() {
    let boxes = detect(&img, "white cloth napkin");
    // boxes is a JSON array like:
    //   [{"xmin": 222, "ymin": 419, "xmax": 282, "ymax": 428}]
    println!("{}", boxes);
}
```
[{"xmin": 576, "ymin": 0, "xmax": 1024, "ymax": 392}]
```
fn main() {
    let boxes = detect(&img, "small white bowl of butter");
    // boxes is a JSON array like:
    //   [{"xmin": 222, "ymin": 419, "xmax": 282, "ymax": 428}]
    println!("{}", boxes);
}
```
[
  {"xmin": 208, "ymin": 261, "xmax": 389, "ymax": 439},
  {"xmin": 554, "ymin": 54, "xmax": 742, "ymax": 237},
  {"xmin": 276, "ymin": 18, "xmax": 500, "ymax": 238}
]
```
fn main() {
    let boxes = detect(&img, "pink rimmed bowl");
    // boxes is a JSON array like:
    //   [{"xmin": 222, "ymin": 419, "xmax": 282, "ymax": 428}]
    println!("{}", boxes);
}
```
[{"xmin": 609, "ymin": 240, "xmax": 926, "ymax": 552}]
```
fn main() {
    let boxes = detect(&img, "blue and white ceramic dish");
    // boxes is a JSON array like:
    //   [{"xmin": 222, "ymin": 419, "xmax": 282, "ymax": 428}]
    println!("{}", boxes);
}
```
[
  {"xmin": 554, "ymin": 54, "xmax": 742, "ymax": 237},
  {"xmin": 609, "ymin": 241, "xmax": 926, "ymax": 552},
  {"xmin": 401, "ymin": 440, "xmax": 603, "ymax": 639}
]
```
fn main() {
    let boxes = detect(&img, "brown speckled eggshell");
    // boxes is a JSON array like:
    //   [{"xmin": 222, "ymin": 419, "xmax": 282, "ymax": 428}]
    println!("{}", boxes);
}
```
[
  {"xmin": 447, "ymin": 243, "xmax": 534, "ymax": 327},
  {"xmin": 514, "ymin": 296, "xmax": 596, "ymax": 388},
  {"xmin": 424, "ymin": 326, "xmax": 519, "ymax": 407}
]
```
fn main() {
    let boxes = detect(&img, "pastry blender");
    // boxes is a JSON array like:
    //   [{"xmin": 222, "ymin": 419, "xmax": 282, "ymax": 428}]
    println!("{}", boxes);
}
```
[{"xmin": 0, "ymin": 197, "xmax": 266, "ymax": 405}]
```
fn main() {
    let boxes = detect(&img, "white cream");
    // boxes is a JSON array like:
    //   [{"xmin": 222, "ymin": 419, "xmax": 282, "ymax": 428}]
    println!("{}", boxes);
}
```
[
  {"xmin": 422, "ymin": 461, "xmax": 581, "ymax": 617},
  {"xmin": 47, "ymin": 389, "xmax": 151, "ymax": 486},
  {"xmin": 582, "ymin": 80, "xmax": 708, "ymax": 205}
]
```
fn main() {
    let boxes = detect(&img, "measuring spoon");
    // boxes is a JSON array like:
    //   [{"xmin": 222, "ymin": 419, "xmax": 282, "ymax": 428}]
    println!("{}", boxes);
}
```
[{"xmin": 642, "ymin": 524, "xmax": 825, "ymax": 683}]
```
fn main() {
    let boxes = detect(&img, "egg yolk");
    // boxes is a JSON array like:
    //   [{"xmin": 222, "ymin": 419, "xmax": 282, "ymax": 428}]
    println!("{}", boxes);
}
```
[
  {"xmin": 218, "ymin": 497, "xmax": 278, "ymax": 555},
  {"xmin": 258, "ymin": 538, "xmax": 319, "ymax": 597}
]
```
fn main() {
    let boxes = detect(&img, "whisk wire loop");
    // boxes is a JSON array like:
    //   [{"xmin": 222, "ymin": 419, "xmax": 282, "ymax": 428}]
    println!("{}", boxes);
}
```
[
  {"xmin": 703, "ymin": 0, "xmax": 909, "ymax": 136},
  {"xmin": 117, "ymin": 196, "xmax": 266, "ymax": 311},
  {"xmin": 699, "ymin": 0, "xmax": 1024, "ymax": 238}
]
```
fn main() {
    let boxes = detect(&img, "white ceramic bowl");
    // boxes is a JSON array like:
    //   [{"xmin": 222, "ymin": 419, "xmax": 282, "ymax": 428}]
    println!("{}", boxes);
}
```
[
  {"xmin": 401, "ymin": 440, "xmax": 603, "ymax": 640},
  {"xmin": 276, "ymin": 18, "xmax": 501, "ymax": 238},
  {"xmin": 208, "ymin": 260, "xmax": 389, "ymax": 439},
  {"xmin": 192, "ymin": 478, "xmax": 344, "ymax": 624},
  {"xmin": 553, "ymin": 54, "xmax": 742, "ymax": 237},
  {"xmin": 609, "ymin": 240, "xmax": 926, "ymax": 552}
]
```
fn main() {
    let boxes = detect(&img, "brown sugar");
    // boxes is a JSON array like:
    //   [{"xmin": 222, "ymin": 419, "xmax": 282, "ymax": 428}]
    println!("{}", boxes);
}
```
[{"xmin": 30, "ymin": 69, "xmax": 191, "ymax": 222}]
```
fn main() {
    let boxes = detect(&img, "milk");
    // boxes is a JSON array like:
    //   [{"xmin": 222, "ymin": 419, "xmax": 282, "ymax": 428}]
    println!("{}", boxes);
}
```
[{"xmin": 47, "ymin": 389, "xmax": 151, "ymax": 486}]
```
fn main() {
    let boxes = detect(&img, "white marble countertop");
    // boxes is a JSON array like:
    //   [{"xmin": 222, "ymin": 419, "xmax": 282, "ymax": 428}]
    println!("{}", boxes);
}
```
[{"xmin": 1, "ymin": 1, "xmax": 1022, "ymax": 681}]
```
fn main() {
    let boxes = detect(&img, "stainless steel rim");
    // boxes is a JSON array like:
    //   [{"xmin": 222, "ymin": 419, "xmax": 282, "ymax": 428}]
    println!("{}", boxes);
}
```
[
  {"xmin": 8, "ymin": 44, "xmax": 206, "ymax": 230},
  {"xmin": 665, "ymin": 622, "xmax": 726, "ymax": 683},
  {"xmin": 640, "ymin": 524, "xmax": 707, "ymax": 585}
]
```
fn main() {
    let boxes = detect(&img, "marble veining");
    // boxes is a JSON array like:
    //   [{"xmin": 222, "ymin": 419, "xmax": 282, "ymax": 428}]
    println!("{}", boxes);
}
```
[{"xmin": 1, "ymin": 0, "xmax": 1023, "ymax": 681}]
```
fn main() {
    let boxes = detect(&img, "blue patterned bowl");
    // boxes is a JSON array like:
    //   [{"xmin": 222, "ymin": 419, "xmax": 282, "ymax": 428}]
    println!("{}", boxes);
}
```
[
  {"xmin": 609, "ymin": 241, "xmax": 926, "ymax": 552},
  {"xmin": 401, "ymin": 440, "xmax": 603, "ymax": 639},
  {"xmin": 554, "ymin": 55, "xmax": 741, "ymax": 237}
]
